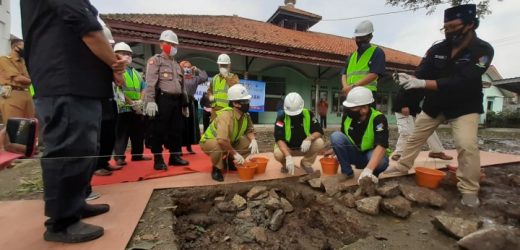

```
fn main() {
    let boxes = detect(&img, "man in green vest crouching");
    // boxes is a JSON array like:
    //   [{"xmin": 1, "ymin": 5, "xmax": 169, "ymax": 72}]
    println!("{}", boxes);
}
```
[
  {"xmin": 341, "ymin": 20, "xmax": 386, "ymax": 102},
  {"xmin": 325, "ymin": 87, "xmax": 389, "ymax": 184},
  {"xmin": 273, "ymin": 92, "xmax": 324, "ymax": 175},
  {"xmin": 200, "ymin": 84, "xmax": 259, "ymax": 182}
]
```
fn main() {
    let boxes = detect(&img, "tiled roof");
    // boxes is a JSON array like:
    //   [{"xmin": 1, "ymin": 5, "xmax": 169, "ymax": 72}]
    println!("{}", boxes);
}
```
[
  {"xmin": 277, "ymin": 5, "xmax": 322, "ymax": 20},
  {"xmin": 102, "ymin": 14, "xmax": 421, "ymax": 68}
]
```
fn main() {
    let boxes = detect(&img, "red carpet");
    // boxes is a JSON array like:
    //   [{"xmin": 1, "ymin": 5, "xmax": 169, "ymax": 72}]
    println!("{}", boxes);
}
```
[
  {"xmin": 0, "ymin": 151, "xmax": 23, "ymax": 169},
  {"xmin": 91, "ymin": 145, "xmax": 212, "ymax": 186}
]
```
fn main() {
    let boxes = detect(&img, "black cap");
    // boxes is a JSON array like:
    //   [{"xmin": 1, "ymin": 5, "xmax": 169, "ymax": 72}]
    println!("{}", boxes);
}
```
[{"xmin": 444, "ymin": 4, "xmax": 477, "ymax": 23}]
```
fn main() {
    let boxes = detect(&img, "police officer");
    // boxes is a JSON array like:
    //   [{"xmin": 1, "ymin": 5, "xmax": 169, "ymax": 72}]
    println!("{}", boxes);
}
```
[
  {"xmin": 325, "ymin": 87, "xmax": 390, "ymax": 184},
  {"xmin": 341, "ymin": 20, "xmax": 386, "ymax": 99},
  {"xmin": 207, "ymin": 53, "xmax": 239, "ymax": 120},
  {"xmin": 144, "ymin": 30, "xmax": 190, "ymax": 170},
  {"xmin": 113, "ymin": 42, "xmax": 151, "ymax": 166},
  {"xmin": 274, "ymin": 92, "xmax": 324, "ymax": 175},
  {"xmin": 200, "ymin": 84, "xmax": 259, "ymax": 182},
  {"xmin": 390, "ymin": 4, "xmax": 494, "ymax": 207},
  {"xmin": 0, "ymin": 39, "xmax": 34, "ymax": 124}
]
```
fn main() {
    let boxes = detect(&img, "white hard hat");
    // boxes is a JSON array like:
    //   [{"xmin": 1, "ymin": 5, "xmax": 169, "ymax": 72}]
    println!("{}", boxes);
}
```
[
  {"xmin": 114, "ymin": 42, "xmax": 132, "ymax": 53},
  {"xmin": 284, "ymin": 92, "xmax": 304, "ymax": 116},
  {"xmin": 217, "ymin": 54, "xmax": 231, "ymax": 64},
  {"xmin": 343, "ymin": 87, "xmax": 374, "ymax": 108},
  {"xmin": 354, "ymin": 20, "xmax": 374, "ymax": 37},
  {"xmin": 159, "ymin": 30, "xmax": 179, "ymax": 44},
  {"xmin": 227, "ymin": 84, "xmax": 251, "ymax": 101}
]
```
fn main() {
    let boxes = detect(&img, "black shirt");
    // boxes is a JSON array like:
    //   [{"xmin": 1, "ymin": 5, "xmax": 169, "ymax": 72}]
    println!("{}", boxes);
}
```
[
  {"xmin": 392, "ymin": 88, "xmax": 425, "ymax": 116},
  {"xmin": 21, "ymin": 0, "xmax": 113, "ymax": 98},
  {"xmin": 415, "ymin": 37, "xmax": 494, "ymax": 119},
  {"xmin": 274, "ymin": 111, "xmax": 323, "ymax": 149},
  {"xmin": 342, "ymin": 45, "xmax": 386, "ymax": 77},
  {"xmin": 340, "ymin": 109, "xmax": 389, "ymax": 150}
]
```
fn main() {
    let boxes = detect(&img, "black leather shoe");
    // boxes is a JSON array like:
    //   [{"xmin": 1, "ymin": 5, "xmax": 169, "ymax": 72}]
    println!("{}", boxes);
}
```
[
  {"xmin": 82, "ymin": 204, "xmax": 110, "ymax": 219},
  {"xmin": 226, "ymin": 156, "xmax": 237, "ymax": 171},
  {"xmin": 44, "ymin": 221, "xmax": 104, "ymax": 243},
  {"xmin": 212, "ymin": 167, "xmax": 224, "ymax": 182},
  {"xmin": 154, "ymin": 156, "xmax": 168, "ymax": 171},
  {"xmin": 169, "ymin": 154, "xmax": 189, "ymax": 166},
  {"xmin": 131, "ymin": 156, "xmax": 152, "ymax": 161},
  {"xmin": 116, "ymin": 159, "xmax": 127, "ymax": 166}
]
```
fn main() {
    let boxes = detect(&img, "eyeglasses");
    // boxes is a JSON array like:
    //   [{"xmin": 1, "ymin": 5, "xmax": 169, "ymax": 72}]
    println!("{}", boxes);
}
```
[{"xmin": 440, "ymin": 23, "xmax": 464, "ymax": 34}]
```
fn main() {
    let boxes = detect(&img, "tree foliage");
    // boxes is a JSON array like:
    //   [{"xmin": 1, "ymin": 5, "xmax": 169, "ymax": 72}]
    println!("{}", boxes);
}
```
[{"xmin": 386, "ymin": 0, "xmax": 503, "ymax": 18}]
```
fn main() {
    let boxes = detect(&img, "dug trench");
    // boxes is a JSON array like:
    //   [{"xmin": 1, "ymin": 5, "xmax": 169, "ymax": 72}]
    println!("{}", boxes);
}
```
[{"xmin": 128, "ymin": 164, "xmax": 520, "ymax": 250}]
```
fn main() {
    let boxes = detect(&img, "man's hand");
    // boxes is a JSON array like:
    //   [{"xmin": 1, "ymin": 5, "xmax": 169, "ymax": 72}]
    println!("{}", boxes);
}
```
[
  {"xmin": 358, "ymin": 168, "xmax": 378, "ymax": 184},
  {"xmin": 398, "ymin": 73, "xmax": 425, "ymax": 90},
  {"xmin": 182, "ymin": 106, "xmax": 190, "ymax": 117},
  {"xmin": 342, "ymin": 85, "xmax": 353, "ymax": 94},
  {"xmin": 323, "ymin": 149, "xmax": 335, "ymax": 157},
  {"xmin": 112, "ymin": 54, "xmax": 127, "ymax": 73},
  {"xmin": 286, "ymin": 155, "xmax": 295, "ymax": 175},
  {"xmin": 145, "ymin": 102, "xmax": 158, "ymax": 117},
  {"xmin": 233, "ymin": 152, "xmax": 245, "ymax": 165},
  {"xmin": 13, "ymin": 75, "xmax": 31, "ymax": 85},
  {"xmin": 401, "ymin": 107, "xmax": 410, "ymax": 116},
  {"xmin": 209, "ymin": 95, "xmax": 215, "ymax": 102},
  {"xmin": 131, "ymin": 100, "xmax": 144, "ymax": 115},
  {"xmin": 249, "ymin": 139, "xmax": 259, "ymax": 155},
  {"xmin": 113, "ymin": 72, "xmax": 125, "ymax": 87},
  {"xmin": 301, "ymin": 139, "xmax": 312, "ymax": 153}
]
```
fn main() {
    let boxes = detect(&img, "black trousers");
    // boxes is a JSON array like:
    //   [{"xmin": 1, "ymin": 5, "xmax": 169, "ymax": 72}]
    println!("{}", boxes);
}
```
[
  {"xmin": 320, "ymin": 115, "xmax": 327, "ymax": 129},
  {"xmin": 152, "ymin": 93, "xmax": 184, "ymax": 155},
  {"xmin": 114, "ymin": 112, "xmax": 145, "ymax": 160},
  {"xmin": 37, "ymin": 96, "xmax": 102, "ymax": 232},
  {"xmin": 182, "ymin": 97, "xmax": 201, "ymax": 147},
  {"xmin": 202, "ymin": 110, "xmax": 211, "ymax": 132}
]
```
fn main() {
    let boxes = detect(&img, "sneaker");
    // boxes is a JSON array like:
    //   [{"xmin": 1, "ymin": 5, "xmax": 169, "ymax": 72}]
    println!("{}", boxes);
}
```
[
  {"xmin": 94, "ymin": 169, "xmax": 112, "ymax": 176},
  {"xmin": 212, "ymin": 167, "xmax": 224, "ymax": 182},
  {"xmin": 86, "ymin": 191, "xmax": 101, "ymax": 201},
  {"xmin": 391, "ymin": 154, "xmax": 401, "ymax": 161},
  {"xmin": 44, "ymin": 221, "xmax": 104, "ymax": 243},
  {"xmin": 429, "ymin": 152, "xmax": 454, "ymax": 160},
  {"xmin": 461, "ymin": 193, "xmax": 480, "ymax": 207}
]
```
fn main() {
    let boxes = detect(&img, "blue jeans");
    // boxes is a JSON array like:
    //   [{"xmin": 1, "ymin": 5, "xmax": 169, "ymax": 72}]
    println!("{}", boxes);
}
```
[{"xmin": 330, "ymin": 131, "xmax": 389, "ymax": 176}]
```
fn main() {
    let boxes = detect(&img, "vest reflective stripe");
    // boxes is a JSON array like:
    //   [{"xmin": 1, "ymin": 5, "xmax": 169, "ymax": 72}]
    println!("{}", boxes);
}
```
[
  {"xmin": 123, "ymin": 68, "xmax": 142, "ymax": 100},
  {"xmin": 200, "ymin": 107, "xmax": 248, "ymax": 143},
  {"xmin": 342, "ymin": 108, "xmax": 391, "ymax": 156},
  {"xmin": 284, "ymin": 109, "xmax": 311, "ymax": 142},
  {"xmin": 346, "ymin": 45, "xmax": 378, "ymax": 91},
  {"xmin": 212, "ymin": 75, "xmax": 229, "ymax": 108}
]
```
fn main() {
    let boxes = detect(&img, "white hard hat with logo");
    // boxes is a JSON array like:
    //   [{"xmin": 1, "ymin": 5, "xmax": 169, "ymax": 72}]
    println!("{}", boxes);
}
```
[
  {"xmin": 217, "ymin": 54, "xmax": 231, "ymax": 64},
  {"xmin": 114, "ymin": 42, "xmax": 132, "ymax": 53},
  {"xmin": 354, "ymin": 20, "xmax": 374, "ymax": 37},
  {"xmin": 227, "ymin": 84, "xmax": 251, "ymax": 101},
  {"xmin": 159, "ymin": 30, "xmax": 179, "ymax": 44},
  {"xmin": 343, "ymin": 87, "xmax": 374, "ymax": 108},
  {"xmin": 284, "ymin": 92, "xmax": 305, "ymax": 116}
]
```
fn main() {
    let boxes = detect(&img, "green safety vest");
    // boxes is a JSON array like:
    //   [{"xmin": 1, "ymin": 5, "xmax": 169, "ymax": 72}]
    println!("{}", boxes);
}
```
[
  {"xmin": 211, "ymin": 75, "xmax": 229, "ymax": 109},
  {"xmin": 284, "ymin": 109, "xmax": 311, "ymax": 142},
  {"xmin": 200, "ymin": 107, "xmax": 248, "ymax": 143},
  {"xmin": 29, "ymin": 84, "xmax": 35, "ymax": 97},
  {"xmin": 122, "ymin": 68, "xmax": 142, "ymax": 100},
  {"xmin": 343, "ymin": 108, "xmax": 391, "ymax": 155},
  {"xmin": 346, "ymin": 45, "xmax": 378, "ymax": 91}
]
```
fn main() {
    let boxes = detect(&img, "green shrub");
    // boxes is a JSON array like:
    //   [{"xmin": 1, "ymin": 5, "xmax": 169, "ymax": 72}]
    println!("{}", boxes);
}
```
[{"xmin": 486, "ymin": 110, "xmax": 520, "ymax": 128}]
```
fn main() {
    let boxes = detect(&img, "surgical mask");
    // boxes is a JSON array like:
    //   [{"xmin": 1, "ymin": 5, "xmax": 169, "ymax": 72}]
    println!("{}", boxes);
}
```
[
  {"xmin": 239, "ymin": 103, "xmax": 250, "ymax": 113},
  {"xmin": 162, "ymin": 44, "xmax": 177, "ymax": 57},
  {"xmin": 171, "ymin": 47, "xmax": 178, "ymax": 57},
  {"xmin": 122, "ymin": 55, "xmax": 132, "ymax": 64},
  {"xmin": 445, "ymin": 26, "xmax": 466, "ymax": 47},
  {"xmin": 219, "ymin": 67, "xmax": 229, "ymax": 76},
  {"xmin": 345, "ymin": 109, "xmax": 362, "ymax": 120}
]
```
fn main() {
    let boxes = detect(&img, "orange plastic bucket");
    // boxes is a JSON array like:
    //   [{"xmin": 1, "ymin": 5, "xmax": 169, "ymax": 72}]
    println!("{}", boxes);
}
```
[
  {"xmin": 415, "ymin": 167, "xmax": 446, "ymax": 189},
  {"xmin": 250, "ymin": 157, "xmax": 269, "ymax": 174},
  {"xmin": 237, "ymin": 162, "xmax": 257, "ymax": 180},
  {"xmin": 320, "ymin": 157, "xmax": 339, "ymax": 175}
]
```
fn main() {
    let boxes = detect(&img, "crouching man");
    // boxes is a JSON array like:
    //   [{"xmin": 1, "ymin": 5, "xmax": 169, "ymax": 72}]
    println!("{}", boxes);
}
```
[
  {"xmin": 325, "ymin": 87, "xmax": 390, "ymax": 183},
  {"xmin": 273, "ymin": 92, "xmax": 324, "ymax": 175},
  {"xmin": 200, "ymin": 84, "xmax": 259, "ymax": 182}
]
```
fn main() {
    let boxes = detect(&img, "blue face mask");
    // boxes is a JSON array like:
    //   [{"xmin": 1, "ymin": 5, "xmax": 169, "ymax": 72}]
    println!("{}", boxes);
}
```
[{"xmin": 171, "ymin": 47, "xmax": 178, "ymax": 57}]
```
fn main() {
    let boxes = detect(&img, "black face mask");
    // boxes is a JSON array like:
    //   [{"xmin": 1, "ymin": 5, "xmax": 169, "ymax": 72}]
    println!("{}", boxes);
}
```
[
  {"xmin": 445, "ymin": 26, "xmax": 466, "ymax": 47},
  {"xmin": 345, "ymin": 109, "xmax": 362, "ymax": 120},
  {"xmin": 239, "ymin": 103, "xmax": 250, "ymax": 113},
  {"xmin": 15, "ymin": 47, "xmax": 24, "ymax": 58},
  {"xmin": 355, "ymin": 41, "xmax": 370, "ymax": 50}
]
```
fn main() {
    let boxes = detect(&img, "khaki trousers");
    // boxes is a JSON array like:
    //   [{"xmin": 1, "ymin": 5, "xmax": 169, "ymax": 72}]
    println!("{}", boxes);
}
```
[
  {"xmin": 0, "ymin": 90, "xmax": 35, "ymax": 124},
  {"xmin": 273, "ymin": 138, "xmax": 325, "ymax": 168},
  {"xmin": 397, "ymin": 112, "xmax": 481, "ymax": 194},
  {"xmin": 394, "ymin": 112, "xmax": 444, "ymax": 154},
  {"xmin": 200, "ymin": 136, "xmax": 250, "ymax": 170}
]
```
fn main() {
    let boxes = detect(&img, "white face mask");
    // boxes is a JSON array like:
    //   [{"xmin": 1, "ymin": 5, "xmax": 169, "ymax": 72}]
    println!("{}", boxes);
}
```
[
  {"xmin": 122, "ymin": 55, "xmax": 132, "ymax": 64},
  {"xmin": 219, "ymin": 67, "xmax": 229, "ymax": 76},
  {"xmin": 171, "ymin": 47, "xmax": 178, "ymax": 57}
]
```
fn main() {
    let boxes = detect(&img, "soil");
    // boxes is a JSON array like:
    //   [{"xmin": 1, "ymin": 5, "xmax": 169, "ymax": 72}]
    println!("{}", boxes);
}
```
[{"xmin": 127, "ymin": 164, "xmax": 520, "ymax": 250}]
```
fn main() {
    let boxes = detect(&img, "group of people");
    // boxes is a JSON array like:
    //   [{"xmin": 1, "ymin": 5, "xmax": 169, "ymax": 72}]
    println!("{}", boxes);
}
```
[{"xmin": 12, "ymin": 0, "xmax": 492, "ymax": 244}]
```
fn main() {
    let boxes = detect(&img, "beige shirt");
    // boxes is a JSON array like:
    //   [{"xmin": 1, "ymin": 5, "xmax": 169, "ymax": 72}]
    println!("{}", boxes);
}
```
[
  {"xmin": 144, "ymin": 53, "xmax": 184, "ymax": 102},
  {"xmin": 0, "ymin": 56, "xmax": 30, "ymax": 87},
  {"xmin": 215, "ymin": 109, "xmax": 254, "ymax": 142}
]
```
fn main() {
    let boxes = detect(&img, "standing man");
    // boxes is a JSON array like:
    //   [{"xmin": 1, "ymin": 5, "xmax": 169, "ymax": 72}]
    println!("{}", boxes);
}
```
[
  {"xmin": 200, "ymin": 92, "xmax": 212, "ymax": 132},
  {"xmin": 341, "ymin": 20, "xmax": 386, "ymax": 103},
  {"xmin": 0, "ymin": 39, "xmax": 34, "ymax": 124},
  {"xmin": 113, "ymin": 42, "xmax": 151, "ymax": 166},
  {"xmin": 200, "ymin": 84, "xmax": 259, "ymax": 182},
  {"xmin": 21, "ymin": 0, "xmax": 127, "ymax": 243},
  {"xmin": 207, "ymin": 53, "xmax": 239, "ymax": 120},
  {"xmin": 392, "ymin": 88, "xmax": 453, "ymax": 161},
  {"xmin": 325, "ymin": 87, "xmax": 390, "ymax": 183},
  {"xmin": 274, "ymin": 93, "xmax": 324, "ymax": 175},
  {"xmin": 390, "ymin": 4, "xmax": 493, "ymax": 207},
  {"xmin": 318, "ymin": 97, "xmax": 328, "ymax": 129},
  {"xmin": 180, "ymin": 60, "xmax": 208, "ymax": 154},
  {"xmin": 144, "ymin": 30, "xmax": 189, "ymax": 170}
]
